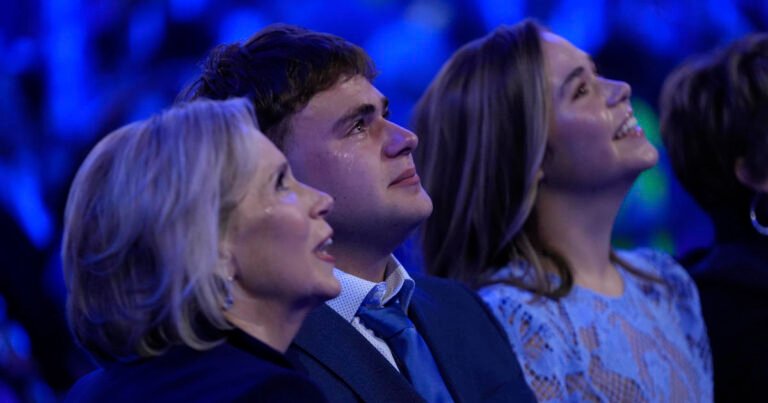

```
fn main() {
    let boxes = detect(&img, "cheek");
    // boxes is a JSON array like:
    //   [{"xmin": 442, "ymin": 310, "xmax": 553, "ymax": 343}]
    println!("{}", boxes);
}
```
[
  {"xmin": 556, "ymin": 109, "xmax": 611, "ymax": 137},
  {"xmin": 330, "ymin": 144, "xmax": 362, "ymax": 173},
  {"xmin": 261, "ymin": 208, "xmax": 311, "ymax": 249},
  {"xmin": 553, "ymin": 114, "xmax": 614, "ymax": 157},
  {"xmin": 234, "ymin": 208, "xmax": 311, "ymax": 263},
  {"xmin": 234, "ymin": 211, "xmax": 312, "ymax": 285},
  {"xmin": 291, "ymin": 147, "xmax": 356, "ymax": 192},
  {"xmin": 547, "ymin": 135, "xmax": 589, "ymax": 169},
  {"xmin": 319, "ymin": 147, "xmax": 380, "ymax": 199},
  {"xmin": 329, "ymin": 141, "xmax": 376, "ymax": 181}
]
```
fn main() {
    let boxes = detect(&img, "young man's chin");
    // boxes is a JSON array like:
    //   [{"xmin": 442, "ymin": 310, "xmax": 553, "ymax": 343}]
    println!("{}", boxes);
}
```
[{"xmin": 400, "ymin": 199, "xmax": 434, "ymax": 228}]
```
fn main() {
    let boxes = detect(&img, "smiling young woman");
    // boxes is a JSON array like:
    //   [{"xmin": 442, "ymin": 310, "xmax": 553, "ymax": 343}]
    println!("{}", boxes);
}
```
[{"xmin": 414, "ymin": 19, "xmax": 712, "ymax": 402}]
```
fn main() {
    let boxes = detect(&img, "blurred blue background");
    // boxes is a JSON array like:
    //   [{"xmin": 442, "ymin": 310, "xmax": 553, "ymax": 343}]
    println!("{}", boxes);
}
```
[{"xmin": 1, "ymin": 0, "xmax": 766, "ymax": 400}]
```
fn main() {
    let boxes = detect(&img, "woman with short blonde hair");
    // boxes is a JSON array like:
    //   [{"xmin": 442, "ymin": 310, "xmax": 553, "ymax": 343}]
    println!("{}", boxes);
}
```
[{"xmin": 63, "ymin": 98, "xmax": 338, "ymax": 402}]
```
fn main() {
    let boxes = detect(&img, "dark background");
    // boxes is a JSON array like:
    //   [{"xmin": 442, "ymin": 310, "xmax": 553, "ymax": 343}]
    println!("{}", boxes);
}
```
[{"xmin": 2, "ymin": 0, "xmax": 766, "ymax": 400}]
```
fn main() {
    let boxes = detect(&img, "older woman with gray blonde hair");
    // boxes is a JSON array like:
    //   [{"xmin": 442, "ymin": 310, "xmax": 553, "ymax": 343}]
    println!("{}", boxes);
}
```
[
  {"xmin": 63, "ymin": 98, "xmax": 338, "ymax": 402},
  {"xmin": 414, "ymin": 19, "xmax": 711, "ymax": 401}
]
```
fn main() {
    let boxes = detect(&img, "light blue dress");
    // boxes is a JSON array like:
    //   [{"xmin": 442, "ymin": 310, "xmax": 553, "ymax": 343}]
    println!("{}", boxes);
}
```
[{"xmin": 479, "ymin": 249, "xmax": 712, "ymax": 402}]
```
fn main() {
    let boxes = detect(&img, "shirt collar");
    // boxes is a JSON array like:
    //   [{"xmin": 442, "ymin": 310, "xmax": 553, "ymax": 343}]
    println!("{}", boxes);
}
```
[{"xmin": 325, "ymin": 255, "xmax": 415, "ymax": 322}]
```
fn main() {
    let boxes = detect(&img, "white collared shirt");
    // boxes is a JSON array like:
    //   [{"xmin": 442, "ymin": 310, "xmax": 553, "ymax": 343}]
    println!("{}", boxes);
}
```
[{"xmin": 325, "ymin": 255, "xmax": 415, "ymax": 370}]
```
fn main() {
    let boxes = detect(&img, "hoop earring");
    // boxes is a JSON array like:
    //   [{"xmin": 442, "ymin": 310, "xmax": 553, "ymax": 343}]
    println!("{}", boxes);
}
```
[
  {"xmin": 222, "ymin": 275, "xmax": 234, "ymax": 310},
  {"xmin": 750, "ymin": 193, "xmax": 768, "ymax": 236}
]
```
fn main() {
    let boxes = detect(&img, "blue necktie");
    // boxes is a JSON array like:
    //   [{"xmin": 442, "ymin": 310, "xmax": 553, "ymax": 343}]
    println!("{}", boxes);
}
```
[{"xmin": 357, "ymin": 290, "xmax": 454, "ymax": 403}]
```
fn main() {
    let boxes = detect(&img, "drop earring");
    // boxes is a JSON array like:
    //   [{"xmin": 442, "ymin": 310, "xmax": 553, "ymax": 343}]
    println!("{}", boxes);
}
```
[
  {"xmin": 223, "ymin": 275, "xmax": 234, "ymax": 310},
  {"xmin": 750, "ymin": 193, "xmax": 768, "ymax": 236}
]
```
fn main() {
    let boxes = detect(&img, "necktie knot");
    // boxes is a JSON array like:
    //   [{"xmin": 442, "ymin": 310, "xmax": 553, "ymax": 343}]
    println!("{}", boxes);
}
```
[{"xmin": 357, "ymin": 301, "xmax": 413, "ymax": 340}]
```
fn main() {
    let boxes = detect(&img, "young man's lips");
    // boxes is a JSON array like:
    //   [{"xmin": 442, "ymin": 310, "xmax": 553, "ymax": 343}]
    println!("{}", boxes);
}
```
[{"xmin": 389, "ymin": 168, "xmax": 420, "ymax": 187}]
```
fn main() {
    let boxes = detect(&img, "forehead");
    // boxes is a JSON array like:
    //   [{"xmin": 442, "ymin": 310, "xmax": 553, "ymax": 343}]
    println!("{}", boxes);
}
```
[
  {"xmin": 294, "ymin": 75, "xmax": 382, "ymax": 127},
  {"xmin": 540, "ymin": 32, "xmax": 590, "ymax": 81},
  {"xmin": 244, "ymin": 128, "xmax": 283, "ymax": 177}
]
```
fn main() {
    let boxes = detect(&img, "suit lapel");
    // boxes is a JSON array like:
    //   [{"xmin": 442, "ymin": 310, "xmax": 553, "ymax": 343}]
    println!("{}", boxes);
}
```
[{"xmin": 291, "ymin": 304, "xmax": 423, "ymax": 402}]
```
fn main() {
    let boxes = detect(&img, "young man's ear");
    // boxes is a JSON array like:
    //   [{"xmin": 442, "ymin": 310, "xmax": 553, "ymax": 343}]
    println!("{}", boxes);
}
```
[{"xmin": 735, "ymin": 157, "xmax": 768, "ymax": 193}]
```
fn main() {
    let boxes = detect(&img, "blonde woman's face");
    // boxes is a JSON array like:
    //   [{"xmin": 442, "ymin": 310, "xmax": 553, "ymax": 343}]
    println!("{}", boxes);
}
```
[
  {"xmin": 222, "ymin": 130, "xmax": 340, "ymax": 309},
  {"xmin": 540, "ymin": 32, "xmax": 658, "ymax": 191}
]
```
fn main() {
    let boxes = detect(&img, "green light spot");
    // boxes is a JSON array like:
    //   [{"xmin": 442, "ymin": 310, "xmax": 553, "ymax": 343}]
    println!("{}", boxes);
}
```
[
  {"xmin": 650, "ymin": 231, "xmax": 675, "ymax": 254},
  {"xmin": 631, "ymin": 98, "xmax": 661, "ymax": 147}
]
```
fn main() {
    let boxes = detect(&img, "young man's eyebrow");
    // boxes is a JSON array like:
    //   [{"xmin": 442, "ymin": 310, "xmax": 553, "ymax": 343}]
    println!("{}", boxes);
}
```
[
  {"xmin": 332, "ymin": 104, "xmax": 377, "ymax": 132},
  {"xmin": 331, "ymin": 96, "xmax": 389, "ymax": 132}
]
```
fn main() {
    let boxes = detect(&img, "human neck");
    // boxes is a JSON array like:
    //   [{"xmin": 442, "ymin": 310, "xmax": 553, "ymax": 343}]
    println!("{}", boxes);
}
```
[
  {"xmin": 224, "ymin": 296, "xmax": 311, "ymax": 353},
  {"xmin": 329, "ymin": 239, "xmax": 393, "ymax": 283},
  {"xmin": 535, "ymin": 184, "xmax": 627, "ymax": 295},
  {"xmin": 326, "ymin": 223, "xmax": 408, "ymax": 282}
]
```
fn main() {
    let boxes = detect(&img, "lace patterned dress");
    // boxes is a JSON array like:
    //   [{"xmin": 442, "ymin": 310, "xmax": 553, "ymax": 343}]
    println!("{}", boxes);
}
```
[{"xmin": 479, "ymin": 249, "xmax": 712, "ymax": 402}]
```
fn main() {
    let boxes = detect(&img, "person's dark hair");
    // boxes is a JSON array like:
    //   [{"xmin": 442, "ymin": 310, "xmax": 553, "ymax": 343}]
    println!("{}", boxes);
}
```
[
  {"xmin": 660, "ymin": 33, "xmax": 768, "ymax": 233},
  {"xmin": 179, "ymin": 23, "xmax": 377, "ymax": 149}
]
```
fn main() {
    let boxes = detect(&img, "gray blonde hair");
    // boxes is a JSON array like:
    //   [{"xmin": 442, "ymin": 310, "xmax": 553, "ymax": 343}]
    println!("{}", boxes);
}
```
[
  {"xmin": 414, "ymin": 20, "xmax": 549, "ymax": 291},
  {"xmin": 62, "ymin": 98, "xmax": 259, "ymax": 362}
]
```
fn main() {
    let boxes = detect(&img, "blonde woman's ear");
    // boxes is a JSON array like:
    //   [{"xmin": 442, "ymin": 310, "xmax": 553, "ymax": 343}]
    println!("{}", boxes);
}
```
[
  {"xmin": 217, "ymin": 246, "xmax": 236, "ymax": 277},
  {"xmin": 735, "ymin": 157, "xmax": 768, "ymax": 193},
  {"xmin": 215, "ymin": 247, "xmax": 237, "ymax": 310}
]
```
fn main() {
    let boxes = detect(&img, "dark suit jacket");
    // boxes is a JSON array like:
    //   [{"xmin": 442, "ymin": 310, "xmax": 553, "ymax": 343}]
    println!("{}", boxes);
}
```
[
  {"xmin": 66, "ymin": 329, "xmax": 328, "ymax": 402},
  {"xmin": 687, "ymin": 237, "xmax": 768, "ymax": 403},
  {"xmin": 286, "ymin": 275, "xmax": 535, "ymax": 403}
]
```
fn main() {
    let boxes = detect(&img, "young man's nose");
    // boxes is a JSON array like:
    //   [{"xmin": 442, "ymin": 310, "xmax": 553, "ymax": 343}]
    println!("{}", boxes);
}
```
[{"xmin": 383, "ymin": 121, "xmax": 418, "ymax": 158}]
